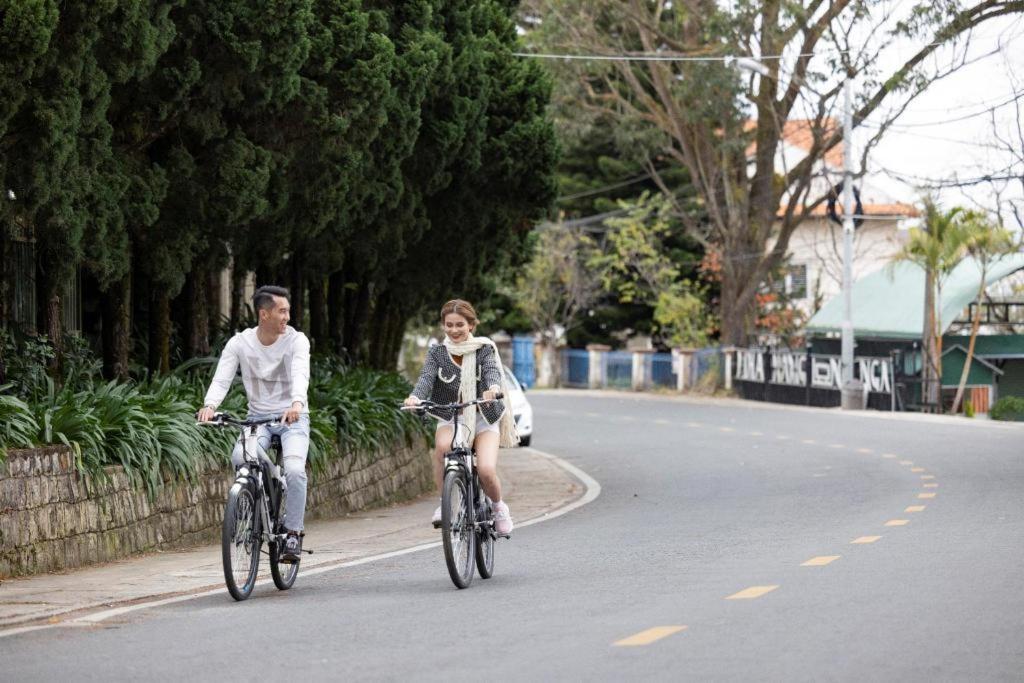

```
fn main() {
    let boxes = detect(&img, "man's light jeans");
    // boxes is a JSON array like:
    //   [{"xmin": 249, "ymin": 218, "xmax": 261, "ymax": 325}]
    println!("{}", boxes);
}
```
[{"xmin": 230, "ymin": 414, "xmax": 310, "ymax": 531}]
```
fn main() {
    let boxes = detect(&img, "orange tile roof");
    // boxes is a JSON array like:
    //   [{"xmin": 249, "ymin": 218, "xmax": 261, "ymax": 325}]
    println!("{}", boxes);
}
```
[
  {"xmin": 746, "ymin": 118, "xmax": 844, "ymax": 168},
  {"xmin": 779, "ymin": 201, "xmax": 920, "ymax": 219}
]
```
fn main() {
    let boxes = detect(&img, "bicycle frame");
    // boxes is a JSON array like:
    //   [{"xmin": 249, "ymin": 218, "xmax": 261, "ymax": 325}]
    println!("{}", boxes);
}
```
[{"xmin": 209, "ymin": 415, "xmax": 287, "ymax": 544}]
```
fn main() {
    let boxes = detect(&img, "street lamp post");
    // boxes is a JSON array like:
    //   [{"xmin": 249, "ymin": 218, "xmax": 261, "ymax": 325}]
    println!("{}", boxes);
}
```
[{"xmin": 840, "ymin": 78, "xmax": 863, "ymax": 410}]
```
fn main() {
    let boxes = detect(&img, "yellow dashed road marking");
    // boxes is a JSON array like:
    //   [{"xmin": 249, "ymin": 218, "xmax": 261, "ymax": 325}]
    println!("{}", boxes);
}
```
[
  {"xmin": 654, "ymin": 419, "xmax": 671, "ymax": 425},
  {"xmin": 899, "ymin": 460, "xmax": 914, "ymax": 466},
  {"xmin": 801, "ymin": 555, "xmax": 840, "ymax": 567},
  {"xmin": 905, "ymin": 505, "xmax": 926, "ymax": 512},
  {"xmin": 828, "ymin": 444, "xmax": 845, "ymax": 449},
  {"xmin": 910, "ymin": 467, "xmax": 925, "ymax": 473},
  {"xmin": 614, "ymin": 626, "xmax": 687, "ymax": 646},
  {"xmin": 882, "ymin": 454, "xmax": 898, "ymax": 459},
  {"xmin": 921, "ymin": 475, "xmax": 935, "ymax": 480},
  {"xmin": 727, "ymin": 585, "xmax": 779, "ymax": 600},
  {"xmin": 852, "ymin": 536, "xmax": 882, "ymax": 544},
  {"xmin": 923, "ymin": 483, "xmax": 939, "ymax": 488},
  {"xmin": 687, "ymin": 422, "xmax": 703, "ymax": 428},
  {"xmin": 585, "ymin": 412, "xmax": 601, "ymax": 418},
  {"xmin": 918, "ymin": 493, "xmax": 937, "ymax": 499},
  {"xmin": 857, "ymin": 448, "xmax": 873, "ymax": 454},
  {"xmin": 885, "ymin": 519, "xmax": 910, "ymax": 526},
  {"xmin": 776, "ymin": 435, "xmax": 791, "ymax": 440},
  {"xmin": 719, "ymin": 427, "xmax": 735, "ymax": 433},
  {"xmin": 802, "ymin": 439, "xmax": 817, "ymax": 445},
  {"xmin": 750, "ymin": 431, "xmax": 763, "ymax": 436}
]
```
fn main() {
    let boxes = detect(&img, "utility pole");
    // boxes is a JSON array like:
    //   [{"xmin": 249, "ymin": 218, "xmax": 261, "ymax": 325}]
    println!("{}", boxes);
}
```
[{"xmin": 840, "ymin": 77, "xmax": 863, "ymax": 410}]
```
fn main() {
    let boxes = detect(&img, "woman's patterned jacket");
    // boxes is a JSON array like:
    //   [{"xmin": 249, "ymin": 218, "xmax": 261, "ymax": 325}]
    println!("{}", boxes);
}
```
[{"xmin": 411, "ymin": 344, "xmax": 506, "ymax": 423}]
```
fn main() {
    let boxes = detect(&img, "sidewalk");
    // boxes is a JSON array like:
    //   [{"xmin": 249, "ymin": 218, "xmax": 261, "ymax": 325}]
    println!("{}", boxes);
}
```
[{"xmin": 0, "ymin": 448, "xmax": 586, "ymax": 633}]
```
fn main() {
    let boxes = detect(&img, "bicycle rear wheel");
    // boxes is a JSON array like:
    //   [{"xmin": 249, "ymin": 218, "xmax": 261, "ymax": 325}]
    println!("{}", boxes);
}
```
[
  {"xmin": 473, "ymin": 499, "xmax": 493, "ymax": 581},
  {"xmin": 441, "ymin": 470, "xmax": 475, "ymax": 589},
  {"xmin": 222, "ymin": 484, "xmax": 261, "ymax": 601},
  {"xmin": 270, "ymin": 484, "xmax": 299, "ymax": 590}
]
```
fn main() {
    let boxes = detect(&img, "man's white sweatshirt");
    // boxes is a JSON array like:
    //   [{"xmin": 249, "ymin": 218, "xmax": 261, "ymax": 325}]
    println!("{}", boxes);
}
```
[{"xmin": 204, "ymin": 326, "xmax": 310, "ymax": 415}]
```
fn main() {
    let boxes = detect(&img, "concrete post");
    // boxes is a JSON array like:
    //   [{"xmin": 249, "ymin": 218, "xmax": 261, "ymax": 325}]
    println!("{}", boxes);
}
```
[
  {"xmin": 632, "ymin": 349, "xmax": 654, "ymax": 391},
  {"xmin": 586, "ymin": 344, "xmax": 610, "ymax": 389},
  {"xmin": 722, "ymin": 346, "xmax": 736, "ymax": 391},
  {"xmin": 675, "ymin": 348, "xmax": 696, "ymax": 392}
]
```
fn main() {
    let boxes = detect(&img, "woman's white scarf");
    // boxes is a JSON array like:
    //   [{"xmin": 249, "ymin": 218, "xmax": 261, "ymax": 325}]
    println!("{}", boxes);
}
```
[{"xmin": 442, "ymin": 334, "xmax": 519, "ymax": 448}]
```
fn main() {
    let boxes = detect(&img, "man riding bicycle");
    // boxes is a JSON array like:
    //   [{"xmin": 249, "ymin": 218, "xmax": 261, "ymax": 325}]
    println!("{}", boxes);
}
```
[{"xmin": 197, "ymin": 285, "xmax": 311, "ymax": 563}]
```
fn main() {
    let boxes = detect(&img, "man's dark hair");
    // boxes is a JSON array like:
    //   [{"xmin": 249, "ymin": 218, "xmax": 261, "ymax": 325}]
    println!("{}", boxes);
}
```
[{"xmin": 253, "ymin": 285, "xmax": 290, "ymax": 312}]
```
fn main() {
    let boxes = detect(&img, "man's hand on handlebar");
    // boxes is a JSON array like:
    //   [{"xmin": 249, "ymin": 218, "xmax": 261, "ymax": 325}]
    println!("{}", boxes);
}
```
[
  {"xmin": 197, "ymin": 405, "xmax": 216, "ymax": 423},
  {"xmin": 283, "ymin": 401, "xmax": 304, "ymax": 424},
  {"xmin": 403, "ymin": 395, "xmax": 422, "ymax": 407}
]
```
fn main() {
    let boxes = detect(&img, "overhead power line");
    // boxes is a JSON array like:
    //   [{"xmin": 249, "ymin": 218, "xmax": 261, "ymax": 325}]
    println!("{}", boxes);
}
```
[
  {"xmin": 556, "ymin": 171, "xmax": 655, "ymax": 202},
  {"xmin": 513, "ymin": 39, "xmax": 960, "ymax": 64}
]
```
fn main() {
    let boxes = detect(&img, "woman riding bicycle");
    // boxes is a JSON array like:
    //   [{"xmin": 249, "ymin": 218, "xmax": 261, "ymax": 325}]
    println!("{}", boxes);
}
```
[{"xmin": 403, "ymin": 299, "xmax": 518, "ymax": 535}]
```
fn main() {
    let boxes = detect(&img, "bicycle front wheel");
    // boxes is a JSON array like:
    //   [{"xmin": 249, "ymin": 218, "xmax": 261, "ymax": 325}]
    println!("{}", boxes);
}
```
[
  {"xmin": 441, "ymin": 470, "xmax": 475, "ymax": 589},
  {"xmin": 475, "ymin": 496, "xmax": 495, "ymax": 579},
  {"xmin": 222, "ymin": 484, "xmax": 262, "ymax": 601}
]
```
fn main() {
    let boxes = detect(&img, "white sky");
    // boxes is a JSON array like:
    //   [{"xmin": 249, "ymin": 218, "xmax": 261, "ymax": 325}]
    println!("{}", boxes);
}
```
[{"xmin": 861, "ymin": 14, "xmax": 1024, "ymax": 226}]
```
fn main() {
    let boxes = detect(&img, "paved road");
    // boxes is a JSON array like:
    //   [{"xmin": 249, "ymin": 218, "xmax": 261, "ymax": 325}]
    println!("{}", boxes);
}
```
[{"xmin": 4, "ymin": 393, "xmax": 1023, "ymax": 681}]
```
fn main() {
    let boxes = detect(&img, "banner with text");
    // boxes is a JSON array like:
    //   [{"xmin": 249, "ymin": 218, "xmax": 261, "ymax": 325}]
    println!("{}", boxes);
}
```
[{"xmin": 734, "ymin": 348, "xmax": 892, "ymax": 394}]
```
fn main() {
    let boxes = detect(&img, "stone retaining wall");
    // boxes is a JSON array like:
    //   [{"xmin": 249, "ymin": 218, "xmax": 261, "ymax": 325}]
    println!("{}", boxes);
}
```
[{"xmin": 0, "ymin": 441, "xmax": 432, "ymax": 578}]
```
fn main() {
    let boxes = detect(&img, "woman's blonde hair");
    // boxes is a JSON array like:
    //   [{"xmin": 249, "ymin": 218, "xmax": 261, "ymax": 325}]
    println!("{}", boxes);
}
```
[{"xmin": 440, "ymin": 299, "xmax": 478, "ymax": 326}]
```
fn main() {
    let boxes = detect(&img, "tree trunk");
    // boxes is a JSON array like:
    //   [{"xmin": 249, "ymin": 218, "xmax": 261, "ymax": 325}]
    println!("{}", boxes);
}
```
[
  {"xmin": 921, "ymin": 268, "xmax": 940, "ymax": 411},
  {"xmin": 148, "ymin": 291, "xmax": 171, "ymax": 375},
  {"xmin": 230, "ymin": 260, "xmax": 246, "ymax": 330},
  {"xmin": 386, "ymin": 309, "xmax": 408, "ymax": 372},
  {"xmin": 719, "ymin": 262, "xmax": 758, "ymax": 347},
  {"xmin": 289, "ymin": 258, "xmax": 304, "ymax": 332},
  {"xmin": 186, "ymin": 266, "xmax": 210, "ymax": 358},
  {"xmin": 207, "ymin": 267, "xmax": 222, "ymax": 341},
  {"xmin": 367, "ymin": 290, "xmax": 390, "ymax": 369},
  {"xmin": 37, "ymin": 259, "xmax": 63, "ymax": 376},
  {"xmin": 345, "ymin": 277, "xmax": 371, "ymax": 363},
  {"xmin": 101, "ymin": 273, "xmax": 132, "ymax": 381},
  {"xmin": 308, "ymin": 276, "xmax": 327, "ymax": 352},
  {"xmin": 327, "ymin": 269, "xmax": 346, "ymax": 355},
  {"xmin": 951, "ymin": 278, "xmax": 986, "ymax": 414}
]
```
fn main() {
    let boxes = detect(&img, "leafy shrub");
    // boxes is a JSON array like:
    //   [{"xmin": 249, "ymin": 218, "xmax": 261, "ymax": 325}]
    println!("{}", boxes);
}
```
[
  {"xmin": 0, "ymin": 339, "xmax": 427, "ymax": 492},
  {"xmin": 0, "ymin": 385, "xmax": 39, "ymax": 459},
  {"xmin": 991, "ymin": 396, "xmax": 1024, "ymax": 422}
]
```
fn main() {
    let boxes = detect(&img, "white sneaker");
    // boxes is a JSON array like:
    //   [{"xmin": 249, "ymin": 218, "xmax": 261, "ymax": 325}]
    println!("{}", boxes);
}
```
[
  {"xmin": 431, "ymin": 505, "xmax": 442, "ymax": 528},
  {"xmin": 492, "ymin": 500, "xmax": 513, "ymax": 536}
]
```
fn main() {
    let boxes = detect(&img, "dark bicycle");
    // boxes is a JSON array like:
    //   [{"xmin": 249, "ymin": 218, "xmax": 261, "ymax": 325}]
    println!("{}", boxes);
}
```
[
  {"xmin": 200, "ymin": 413, "xmax": 307, "ymax": 601},
  {"xmin": 401, "ymin": 396, "xmax": 509, "ymax": 589}
]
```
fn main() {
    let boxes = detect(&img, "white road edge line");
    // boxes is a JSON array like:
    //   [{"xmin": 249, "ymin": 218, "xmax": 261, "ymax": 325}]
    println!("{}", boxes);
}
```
[{"xmin": 0, "ymin": 447, "xmax": 600, "ymax": 639}]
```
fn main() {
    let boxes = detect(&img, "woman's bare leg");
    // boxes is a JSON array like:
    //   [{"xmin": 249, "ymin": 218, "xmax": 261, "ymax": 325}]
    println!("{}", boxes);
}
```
[{"xmin": 474, "ymin": 430, "xmax": 501, "ymax": 502}]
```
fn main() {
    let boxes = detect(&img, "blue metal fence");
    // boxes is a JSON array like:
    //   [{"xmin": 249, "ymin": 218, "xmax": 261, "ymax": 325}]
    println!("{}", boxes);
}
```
[
  {"xmin": 561, "ymin": 349, "xmax": 590, "ymax": 388},
  {"xmin": 512, "ymin": 336, "xmax": 535, "ymax": 389},
  {"xmin": 650, "ymin": 353, "xmax": 676, "ymax": 388},
  {"xmin": 605, "ymin": 351, "xmax": 633, "ymax": 389},
  {"xmin": 690, "ymin": 348, "xmax": 721, "ymax": 389}
]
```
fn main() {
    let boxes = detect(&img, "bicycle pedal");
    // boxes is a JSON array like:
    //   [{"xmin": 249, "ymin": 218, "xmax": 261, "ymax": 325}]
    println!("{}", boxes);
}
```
[{"xmin": 432, "ymin": 520, "xmax": 442, "ymax": 529}]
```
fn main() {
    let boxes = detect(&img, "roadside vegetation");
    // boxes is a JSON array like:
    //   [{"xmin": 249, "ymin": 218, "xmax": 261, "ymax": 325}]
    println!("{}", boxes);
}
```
[{"xmin": 0, "ymin": 331, "xmax": 428, "ymax": 493}]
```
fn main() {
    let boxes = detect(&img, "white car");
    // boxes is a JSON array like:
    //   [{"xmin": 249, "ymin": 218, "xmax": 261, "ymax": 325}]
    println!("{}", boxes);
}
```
[{"xmin": 504, "ymin": 367, "xmax": 533, "ymax": 447}]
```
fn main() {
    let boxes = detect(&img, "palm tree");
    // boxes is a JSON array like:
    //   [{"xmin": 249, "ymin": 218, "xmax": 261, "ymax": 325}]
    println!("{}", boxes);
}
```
[
  {"xmin": 950, "ymin": 219, "xmax": 1018, "ymax": 414},
  {"xmin": 890, "ymin": 199, "xmax": 972, "ymax": 412}
]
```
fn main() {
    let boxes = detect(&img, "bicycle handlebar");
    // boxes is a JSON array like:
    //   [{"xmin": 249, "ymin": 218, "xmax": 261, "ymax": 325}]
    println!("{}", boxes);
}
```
[
  {"xmin": 197, "ymin": 412, "xmax": 284, "ymax": 428},
  {"xmin": 399, "ymin": 394, "xmax": 504, "ymax": 413}
]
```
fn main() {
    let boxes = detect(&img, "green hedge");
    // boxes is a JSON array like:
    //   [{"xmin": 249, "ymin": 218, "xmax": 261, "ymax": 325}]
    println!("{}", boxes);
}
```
[
  {"xmin": 0, "ymin": 349, "xmax": 428, "ymax": 493},
  {"xmin": 990, "ymin": 396, "xmax": 1024, "ymax": 422}
]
